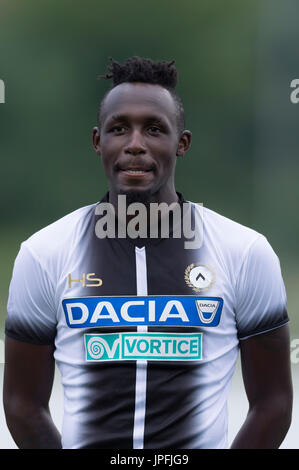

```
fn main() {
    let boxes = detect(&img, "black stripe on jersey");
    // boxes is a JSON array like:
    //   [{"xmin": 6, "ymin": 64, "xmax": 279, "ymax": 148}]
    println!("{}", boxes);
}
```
[
  {"xmin": 75, "ymin": 207, "xmax": 139, "ymax": 448},
  {"xmin": 143, "ymin": 229, "xmax": 204, "ymax": 448}
]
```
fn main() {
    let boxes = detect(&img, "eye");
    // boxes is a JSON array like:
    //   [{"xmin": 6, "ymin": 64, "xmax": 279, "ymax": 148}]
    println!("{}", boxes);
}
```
[
  {"xmin": 110, "ymin": 126, "xmax": 126, "ymax": 134},
  {"xmin": 148, "ymin": 126, "xmax": 161, "ymax": 135}
]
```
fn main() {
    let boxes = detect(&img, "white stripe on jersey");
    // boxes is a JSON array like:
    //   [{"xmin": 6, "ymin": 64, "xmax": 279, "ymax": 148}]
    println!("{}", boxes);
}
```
[{"xmin": 133, "ymin": 246, "xmax": 148, "ymax": 449}]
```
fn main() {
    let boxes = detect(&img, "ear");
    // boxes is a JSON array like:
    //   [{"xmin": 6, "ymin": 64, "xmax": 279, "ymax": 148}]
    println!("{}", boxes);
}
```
[
  {"xmin": 92, "ymin": 127, "xmax": 101, "ymax": 155},
  {"xmin": 176, "ymin": 130, "xmax": 192, "ymax": 157}
]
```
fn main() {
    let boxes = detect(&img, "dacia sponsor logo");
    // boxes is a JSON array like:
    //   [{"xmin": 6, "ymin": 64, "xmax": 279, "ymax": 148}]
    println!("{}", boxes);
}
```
[
  {"xmin": 84, "ymin": 332, "xmax": 203, "ymax": 362},
  {"xmin": 62, "ymin": 296, "xmax": 223, "ymax": 327}
]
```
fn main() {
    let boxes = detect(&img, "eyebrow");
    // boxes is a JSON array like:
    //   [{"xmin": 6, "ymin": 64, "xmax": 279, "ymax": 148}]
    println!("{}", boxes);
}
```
[{"xmin": 107, "ymin": 114, "xmax": 168, "ymax": 126}]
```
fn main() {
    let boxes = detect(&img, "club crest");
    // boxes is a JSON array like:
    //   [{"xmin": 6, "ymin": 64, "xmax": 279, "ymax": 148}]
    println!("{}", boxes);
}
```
[{"xmin": 185, "ymin": 263, "xmax": 215, "ymax": 293}]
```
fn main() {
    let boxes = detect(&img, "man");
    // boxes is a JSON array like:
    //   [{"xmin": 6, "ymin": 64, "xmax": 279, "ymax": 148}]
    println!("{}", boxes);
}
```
[{"xmin": 3, "ymin": 56, "xmax": 292, "ymax": 449}]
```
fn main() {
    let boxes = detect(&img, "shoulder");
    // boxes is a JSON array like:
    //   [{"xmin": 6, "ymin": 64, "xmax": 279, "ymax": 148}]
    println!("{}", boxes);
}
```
[
  {"xmin": 21, "ymin": 202, "xmax": 97, "ymax": 267},
  {"xmin": 191, "ymin": 202, "xmax": 263, "ymax": 247},
  {"xmin": 189, "ymin": 201, "xmax": 275, "ymax": 273}
]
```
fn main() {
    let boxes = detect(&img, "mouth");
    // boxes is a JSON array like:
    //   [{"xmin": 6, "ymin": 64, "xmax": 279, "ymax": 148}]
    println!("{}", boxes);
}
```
[
  {"xmin": 117, "ymin": 165, "xmax": 155, "ymax": 178},
  {"xmin": 121, "ymin": 169, "xmax": 152, "ymax": 176}
]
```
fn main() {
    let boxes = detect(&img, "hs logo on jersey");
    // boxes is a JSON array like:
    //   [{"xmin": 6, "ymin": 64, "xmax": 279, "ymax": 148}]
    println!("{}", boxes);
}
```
[{"xmin": 68, "ymin": 273, "xmax": 102, "ymax": 288}]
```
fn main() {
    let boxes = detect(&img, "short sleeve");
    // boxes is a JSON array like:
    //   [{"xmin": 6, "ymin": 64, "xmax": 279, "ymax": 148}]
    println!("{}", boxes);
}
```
[
  {"xmin": 5, "ymin": 242, "xmax": 57, "ymax": 345},
  {"xmin": 235, "ymin": 235, "xmax": 289, "ymax": 340}
]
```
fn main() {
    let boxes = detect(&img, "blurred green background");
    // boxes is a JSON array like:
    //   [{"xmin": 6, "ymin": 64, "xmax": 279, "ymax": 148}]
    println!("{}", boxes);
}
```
[{"xmin": 0, "ymin": 0, "xmax": 298, "ymax": 337}]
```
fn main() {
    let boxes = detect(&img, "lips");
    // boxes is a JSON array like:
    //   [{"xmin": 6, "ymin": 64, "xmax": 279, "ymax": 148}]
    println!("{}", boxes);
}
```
[
  {"xmin": 114, "ymin": 161, "xmax": 156, "ymax": 183},
  {"xmin": 120, "ymin": 169, "xmax": 154, "ymax": 180},
  {"xmin": 116, "ymin": 161, "xmax": 155, "ymax": 173},
  {"xmin": 118, "ymin": 165, "xmax": 154, "ymax": 172},
  {"xmin": 121, "ymin": 168, "xmax": 152, "ymax": 174}
]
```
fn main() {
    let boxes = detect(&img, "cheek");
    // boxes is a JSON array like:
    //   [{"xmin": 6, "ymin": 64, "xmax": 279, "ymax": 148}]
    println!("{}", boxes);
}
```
[
  {"xmin": 152, "ymin": 134, "xmax": 178, "ymax": 157},
  {"xmin": 99, "ymin": 141, "xmax": 119, "ymax": 172},
  {"xmin": 101, "ymin": 155, "xmax": 115, "ymax": 176},
  {"xmin": 100, "ymin": 132, "xmax": 122, "ymax": 153},
  {"xmin": 157, "ymin": 148, "xmax": 177, "ymax": 170},
  {"xmin": 100, "ymin": 141, "xmax": 116, "ymax": 156},
  {"xmin": 150, "ymin": 138, "xmax": 177, "ymax": 164}
]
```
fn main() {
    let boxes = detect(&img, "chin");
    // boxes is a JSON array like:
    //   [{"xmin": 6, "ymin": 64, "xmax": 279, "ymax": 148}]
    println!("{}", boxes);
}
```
[{"xmin": 119, "ymin": 188, "xmax": 154, "ymax": 206}]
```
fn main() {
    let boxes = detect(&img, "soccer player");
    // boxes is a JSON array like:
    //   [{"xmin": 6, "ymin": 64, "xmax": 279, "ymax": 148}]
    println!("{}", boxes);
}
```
[{"xmin": 3, "ymin": 57, "xmax": 292, "ymax": 449}]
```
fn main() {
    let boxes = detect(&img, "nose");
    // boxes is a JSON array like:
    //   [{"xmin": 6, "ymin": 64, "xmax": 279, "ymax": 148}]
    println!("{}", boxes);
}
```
[{"xmin": 124, "ymin": 129, "xmax": 146, "ymax": 155}]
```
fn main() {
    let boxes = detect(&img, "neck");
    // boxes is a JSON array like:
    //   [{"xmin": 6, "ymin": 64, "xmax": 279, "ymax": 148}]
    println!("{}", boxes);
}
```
[
  {"xmin": 107, "ymin": 188, "xmax": 180, "ymax": 233},
  {"xmin": 108, "ymin": 187, "xmax": 179, "ymax": 214}
]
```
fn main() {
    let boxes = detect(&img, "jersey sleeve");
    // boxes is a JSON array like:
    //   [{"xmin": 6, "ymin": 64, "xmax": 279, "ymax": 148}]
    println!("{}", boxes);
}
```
[
  {"xmin": 235, "ymin": 235, "xmax": 289, "ymax": 340},
  {"xmin": 5, "ymin": 242, "xmax": 57, "ymax": 345}
]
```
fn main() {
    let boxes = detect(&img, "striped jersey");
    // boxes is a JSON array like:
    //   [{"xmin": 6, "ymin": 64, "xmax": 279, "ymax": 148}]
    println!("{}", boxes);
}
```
[{"xmin": 5, "ymin": 193, "xmax": 289, "ymax": 448}]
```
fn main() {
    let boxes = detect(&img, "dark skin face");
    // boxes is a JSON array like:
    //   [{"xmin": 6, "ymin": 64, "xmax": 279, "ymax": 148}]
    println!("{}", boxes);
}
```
[{"xmin": 92, "ymin": 82, "xmax": 192, "ymax": 209}]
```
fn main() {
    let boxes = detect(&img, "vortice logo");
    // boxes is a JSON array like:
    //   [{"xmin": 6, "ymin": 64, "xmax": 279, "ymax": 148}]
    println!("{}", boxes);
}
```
[
  {"xmin": 84, "ymin": 332, "xmax": 203, "ymax": 362},
  {"xmin": 0, "ymin": 80, "xmax": 5, "ymax": 104}
]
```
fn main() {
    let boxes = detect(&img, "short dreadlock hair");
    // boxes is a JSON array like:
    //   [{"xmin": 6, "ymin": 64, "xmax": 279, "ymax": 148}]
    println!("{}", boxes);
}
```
[{"xmin": 98, "ymin": 56, "xmax": 185, "ymax": 135}]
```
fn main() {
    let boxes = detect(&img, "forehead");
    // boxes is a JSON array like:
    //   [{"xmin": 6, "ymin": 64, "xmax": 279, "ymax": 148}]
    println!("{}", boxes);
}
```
[{"xmin": 100, "ymin": 82, "xmax": 177, "ymax": 126}]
